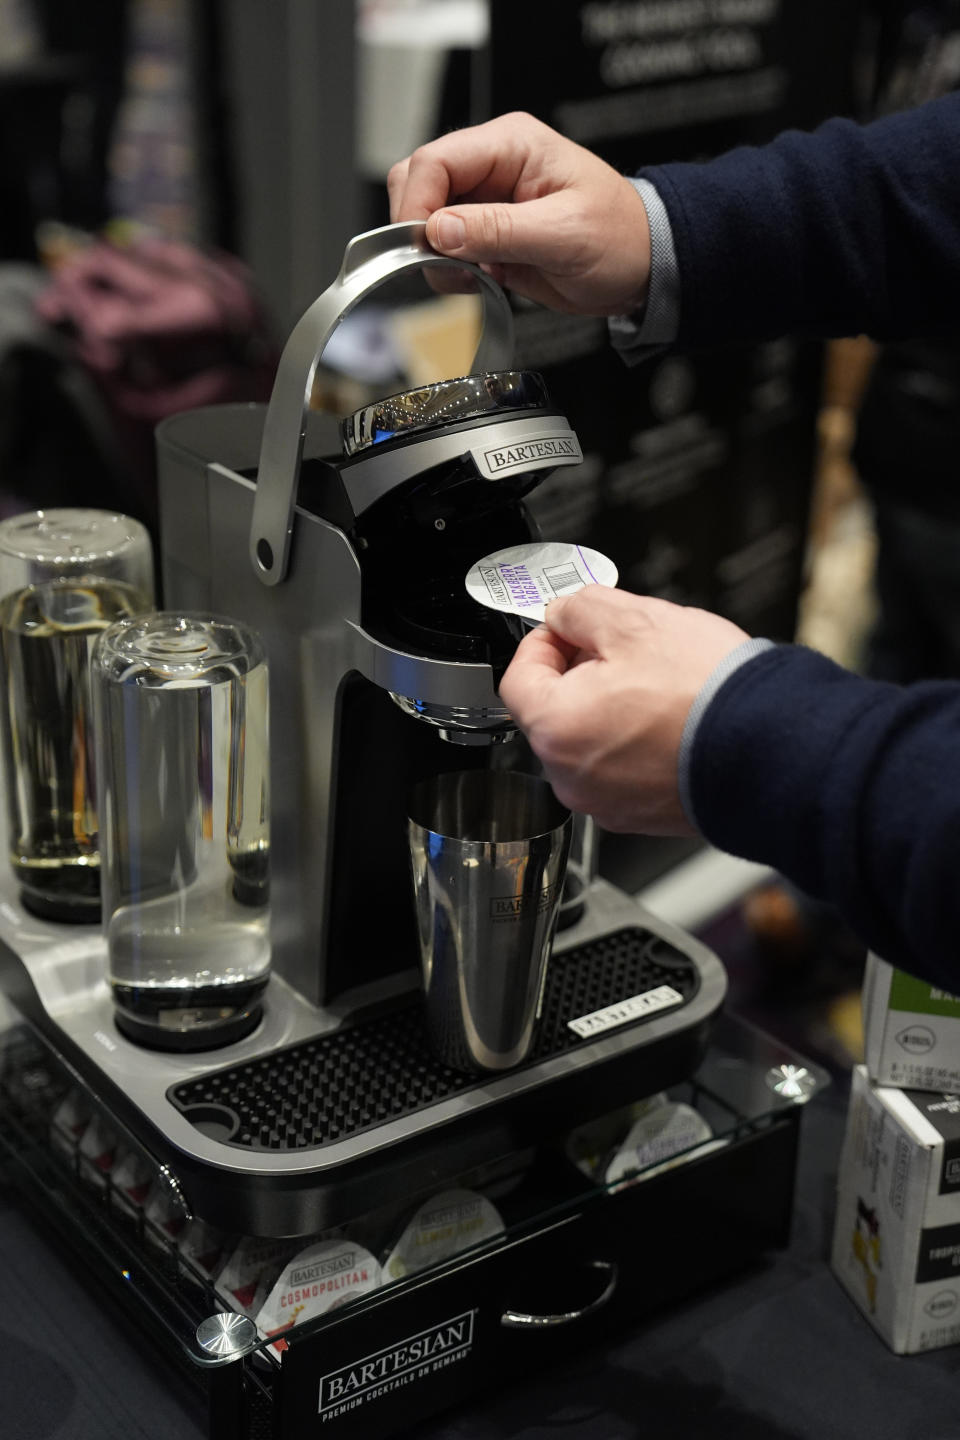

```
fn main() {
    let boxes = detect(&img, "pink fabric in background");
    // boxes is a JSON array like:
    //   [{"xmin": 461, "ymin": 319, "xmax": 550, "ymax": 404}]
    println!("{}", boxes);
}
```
[{"xmin": 35, "ymin": 236, "xmax": 278, "ymax": 424}]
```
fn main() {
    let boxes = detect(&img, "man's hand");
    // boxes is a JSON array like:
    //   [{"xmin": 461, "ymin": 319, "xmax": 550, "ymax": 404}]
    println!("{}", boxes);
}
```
[
  {"xmin": 388, "ymin": 112, "xmax": 651, "ymax": 316},
  {"xmin": 498, "ymin": 587, "xmax": 750, "ymax": 834}
]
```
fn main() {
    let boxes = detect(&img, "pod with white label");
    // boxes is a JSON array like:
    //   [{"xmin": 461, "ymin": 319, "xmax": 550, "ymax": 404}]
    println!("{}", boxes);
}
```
[
  {"xmin": 465, "ymin": 542, "xmax": 617, "ymax": 625},
  {"xmin": 382, "ymin": 1188, "xmax": 505, "ymax": 1282},
  {"xmin": 257, "ymin": 1239, "xmax": 382, "ymax": 1353},
  {"xmin": 603, "ymin": 1102, "xmax": 716, "ymax": 1190}
]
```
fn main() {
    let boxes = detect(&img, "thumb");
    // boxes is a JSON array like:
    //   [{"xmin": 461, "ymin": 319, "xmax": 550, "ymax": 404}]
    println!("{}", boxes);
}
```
[
  {"xmin": 427, "ymin": 193, "xmax": 580, "ymax": 272},
  {"xmin": 498, "ymin": 623, "xmax": 570, "ymax": 722},
  {"xmin": 542, "ymin": 587, "xmax": 629, "ymax": 653}
]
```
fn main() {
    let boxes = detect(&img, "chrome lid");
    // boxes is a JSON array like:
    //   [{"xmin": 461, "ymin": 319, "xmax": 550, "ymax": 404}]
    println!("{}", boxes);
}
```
[{"xmin": 341, "ymin": 371, "xmax": 550, "ymax": 457}]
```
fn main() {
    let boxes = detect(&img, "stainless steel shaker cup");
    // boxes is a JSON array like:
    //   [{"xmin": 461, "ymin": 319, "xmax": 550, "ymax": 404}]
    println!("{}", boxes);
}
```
[{"xmin": 407, "ymin": 769, "xmax": 571, "ymax": 1073}]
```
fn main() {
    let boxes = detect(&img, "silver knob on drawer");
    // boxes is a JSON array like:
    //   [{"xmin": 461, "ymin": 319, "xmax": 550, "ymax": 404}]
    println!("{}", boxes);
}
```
[{"xmin": 196, "ymin": 1311, "xmax": 258, "ymax": 1358}]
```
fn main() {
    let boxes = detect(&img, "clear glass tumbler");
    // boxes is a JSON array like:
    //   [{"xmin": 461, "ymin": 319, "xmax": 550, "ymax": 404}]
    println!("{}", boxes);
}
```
[
  {"xmin": 92, "ymin": 611, "xmax": 270, "ymax": 1051},
  {"xmin": 0, "ymin": 508, "xmax": 154, "ymax": 920}
]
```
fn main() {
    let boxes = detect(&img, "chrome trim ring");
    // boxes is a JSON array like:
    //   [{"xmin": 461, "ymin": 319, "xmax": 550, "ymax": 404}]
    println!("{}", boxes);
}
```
[
  {"xmin": 341, "ymin": 371, "xmax": 549, "ymax": 456},
  {"xmin": 388, "ymin": 692, "xmax": 517, "ymax": 743}
]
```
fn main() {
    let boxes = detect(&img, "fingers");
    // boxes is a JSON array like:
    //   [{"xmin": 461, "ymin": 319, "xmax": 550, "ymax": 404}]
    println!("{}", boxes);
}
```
[
  {"xmin": 423, "ymin": 191, "xmax": 582, "ymax": 272},
  {"xmin": 388, "ymin": 113, "xmax": 652, "ymax": 317},
  {"xmin": 388, "ymin": 112, "xmax": 548, "ymax": 221},
  {"xmin": 386, "ymin": 157, "xmax": 410, "ymax": 215},
  {"xmin": 498, "ymin": 624, "xmax": 573, "ymax": 720},
  {"xmin": 498, "ymin": 588, "xmax": 751, "ymax": 838},
  {"xmin": 424, "ymin": 196, "xmax": 601, "ymax": 311},
  {"xmin": 543, "ymin": 586, "xmax": 650, "ymax": 653}
]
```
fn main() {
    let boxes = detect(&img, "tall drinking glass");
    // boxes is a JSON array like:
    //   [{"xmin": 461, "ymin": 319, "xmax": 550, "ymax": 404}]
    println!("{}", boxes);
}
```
[
  {"xmin": 92, "ymin": 612, "xmax": 270, "ymax": 1051},
  {"xmin": 0, "ymin": 508, "xmax": 154, "ymax": 920}
]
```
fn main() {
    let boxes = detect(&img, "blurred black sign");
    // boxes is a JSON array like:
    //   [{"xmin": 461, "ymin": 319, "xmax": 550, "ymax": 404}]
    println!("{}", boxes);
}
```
[
  {"xmin": 488, "ymin": 0, "xmax": 861, "ymax": 168},
  {"xmin": 483, "ymin": 0, "xmax": 864, "ymax": 642}
]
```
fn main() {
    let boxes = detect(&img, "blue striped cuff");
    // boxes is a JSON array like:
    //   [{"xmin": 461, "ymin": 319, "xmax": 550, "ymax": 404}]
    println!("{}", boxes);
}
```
[{"xmin": 609, "ymin": 177, "xmax": 681, "ymax": 359}]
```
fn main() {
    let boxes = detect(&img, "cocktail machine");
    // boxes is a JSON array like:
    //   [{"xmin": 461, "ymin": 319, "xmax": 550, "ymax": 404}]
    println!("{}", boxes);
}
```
[{"xmin": 0, "ymin": 224, "xmax": 826, "ymax": 1438}]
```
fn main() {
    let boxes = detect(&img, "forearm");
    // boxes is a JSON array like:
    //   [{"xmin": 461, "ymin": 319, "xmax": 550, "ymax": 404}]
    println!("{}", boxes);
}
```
[
  {"xmin": 639, "ymin": 92, "xmax": 960, "ymax": 348},
  {"xmin": 689, "ymin": 645, "xmax": 960, "ymax": 986}
]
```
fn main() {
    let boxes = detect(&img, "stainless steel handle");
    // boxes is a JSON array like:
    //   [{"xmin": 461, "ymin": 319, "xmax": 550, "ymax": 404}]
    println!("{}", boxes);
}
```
[
  {"xmin": 500, "ymin": 1259, "xmax": 619, "ymax": 1329},
  {"xmin": 250, "ymin": 220, "xmax": 515, "ymax": 587}
]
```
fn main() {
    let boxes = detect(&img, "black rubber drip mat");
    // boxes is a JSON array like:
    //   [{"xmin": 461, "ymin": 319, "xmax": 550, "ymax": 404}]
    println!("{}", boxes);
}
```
[{"xmin": 167, "ymin": 926, "xmax": 700, "ymax": 1152}]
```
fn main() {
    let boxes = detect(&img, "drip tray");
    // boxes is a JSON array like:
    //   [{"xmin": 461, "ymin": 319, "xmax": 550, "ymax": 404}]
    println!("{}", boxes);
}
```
[
  {"xmin": 153, "ymin": 922, "xmax": 725, "ymax": 1234},
  {"xmin": 169, "ymin": 926, "xmax": 701, "ymax": 1153},
  {"xmin": 0, "ymin": 884, "xmax": 728, "ymax": 1235}
]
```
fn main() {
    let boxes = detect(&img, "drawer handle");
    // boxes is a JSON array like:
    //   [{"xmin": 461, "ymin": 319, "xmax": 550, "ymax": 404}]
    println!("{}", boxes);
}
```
[{"xmin": 500, "ymin": 1260, "xmax": 618, "ymax": 1330}]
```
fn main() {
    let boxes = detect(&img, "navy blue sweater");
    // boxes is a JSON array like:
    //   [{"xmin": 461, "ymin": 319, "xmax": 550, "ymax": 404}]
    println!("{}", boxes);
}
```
[
  {"xmin": 639, "ymin": 94, "xmax": 960, "ymax": 984},
  {"xmin": 691, "ymin": 647, "xmax": 960, "ymax": 986},
  {"xmin": 642, "ymin": 91, "xmax": 960, "ymax": 347}
]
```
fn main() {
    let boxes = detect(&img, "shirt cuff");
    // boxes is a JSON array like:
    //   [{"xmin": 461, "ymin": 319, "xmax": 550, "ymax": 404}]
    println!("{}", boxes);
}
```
[
  {"xmin": 609, "ymin": 177, "xmax": 681, "ymax": 362},
  {"xmin": 677, "ymin": 637, "xmax": 777, "ymax": 828}
]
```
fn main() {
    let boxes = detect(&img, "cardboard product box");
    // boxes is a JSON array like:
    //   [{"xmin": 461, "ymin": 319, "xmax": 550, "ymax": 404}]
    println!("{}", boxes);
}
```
[
  {"xmin": 863, "ymin": 952, "xmax": 960, "ymax": 1094},
  {"xmin": 831, "ymin": 1065, "xmax": 960, "ymax": 1354}
]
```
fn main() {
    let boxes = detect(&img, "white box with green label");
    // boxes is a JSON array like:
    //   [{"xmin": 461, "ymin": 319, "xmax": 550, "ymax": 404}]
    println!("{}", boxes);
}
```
[
  {"xmin": 863, "ymin": 953, "xmax": 960, "ymax": 1093},
  {"xmin": 831, "ymin": 1065, "xmax": 960, "ymax": 1353}
]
